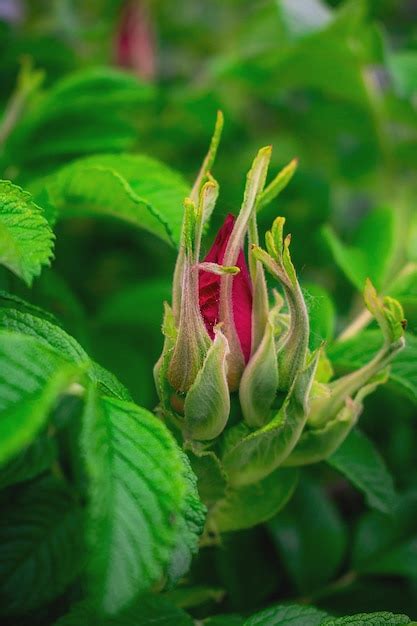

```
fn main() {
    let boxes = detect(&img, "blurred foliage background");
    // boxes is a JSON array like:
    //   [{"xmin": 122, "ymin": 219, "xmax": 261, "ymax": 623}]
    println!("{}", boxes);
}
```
[{"xmin": 1, "ymin": 0, "xmax": 417, "ymax": 621}]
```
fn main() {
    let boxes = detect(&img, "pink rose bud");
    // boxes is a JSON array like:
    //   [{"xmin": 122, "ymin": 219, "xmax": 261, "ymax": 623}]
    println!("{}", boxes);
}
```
[{"xmin": 199, "ymin": 214, "xmax": 253, "ymax": 364}]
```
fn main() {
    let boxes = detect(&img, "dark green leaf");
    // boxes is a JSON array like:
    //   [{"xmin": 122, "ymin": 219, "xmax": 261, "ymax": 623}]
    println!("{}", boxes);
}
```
[
  {"xmin": 328, "ymin": 428, "xmax": 396, "ymax": 514},
  {"xmin": 268, "ymin": 477, "xmax": 347, "ymax": 593},
  {"xmin": 244, "ymin": 603, "xmax": 328, "ymax": 626},
  {"xmin": 0, "ymin": 476, "xmax": 83, "ymax": 615},
  {"xmin": 352, "ymin": 491, "xmax": 417, "ymax": 577},
  {"xmin": 0, "ymin": 434, "xmax": 56, "ymax": 490},
  {"xmin": 53, "ymin": 594, "xmax": 194, "ymax": 626},
  {"xmin": 321, "ymin": 611, "xmax": 411, "ymax": 625}
]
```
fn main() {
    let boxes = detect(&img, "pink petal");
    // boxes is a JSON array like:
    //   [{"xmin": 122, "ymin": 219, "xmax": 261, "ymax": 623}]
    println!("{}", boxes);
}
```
[{"xmin": 199, "ymin": 214, "xmax": 253, "ymax": 362}]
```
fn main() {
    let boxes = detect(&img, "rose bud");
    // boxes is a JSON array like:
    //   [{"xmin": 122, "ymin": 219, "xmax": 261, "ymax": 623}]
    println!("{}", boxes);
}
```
[{"xmin": 154, "ymin": 116, "xmax": 272, "ymax": 441}]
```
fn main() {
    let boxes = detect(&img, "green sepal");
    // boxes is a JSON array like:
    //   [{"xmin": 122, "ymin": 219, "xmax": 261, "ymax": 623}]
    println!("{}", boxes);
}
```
[
  {"xmin": 309, "ymin": 281, "xmax": 405, "ymax": 427},
  {"xmin": 239, "ymin": 316, "xmax": 278, "ymax": 428},
  {"xmin": 257, "ymin": 158, "xmax": 298, "ymax": 212},
  {"xmin": 207, "ymin": 467, "xmax": 299, "ymax": 534},
  {"xmin": 183, "ymin": 327, "xmax": 230, "ymax": 441},
  {"xmin": 283, "ymin": 373, "xmax": 387, "ymax": 466},
  {"xmin": 153, "ymin": 301, "xmax": 178, "ymax": 409},
  {"xmin": 222, "ymin": 350, "xmax": 320, "ymax": 487}
]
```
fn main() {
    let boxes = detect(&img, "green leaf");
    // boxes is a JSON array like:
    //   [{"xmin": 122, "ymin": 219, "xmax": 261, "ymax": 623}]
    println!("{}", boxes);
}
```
[
  {"xmin": 352, "ymin": 491, "xmax": 417, "ymax": 578},
  {"xmin": 321, "ymin": 612, "xmax": 411, "ymax": 625},
  {"xmin": 41, "ymin": 153, "xmax": 189, "ymax": 246},
  {"xmin": 166, "ymin": 452, "xmax": 206, "ymax": 588},
  {"xmin": 6, "ymin": 67, "xmax": 155, "ymax": 167},
  {"xmin": 81, "ymin": 390, "xmax": 187, "ymax": 614},
  {"xmin": 328, "ymin": 330, "xmax": 417, "ymax": 404},
  {"xmin": 0, "ymin": 330, "xmax": 81, "ymax": 466},
  {"xmin": 268, "ymin": 477, "xmax": 347, "ymax": 593},
  {"xmin": 53, "ymin": 595, "xmax": 194, "ymax": 626},
  {"xmin": 244, "ymin": 603, "xmax": 328, "ymax": 626},
  {"xmin": 0, "ymin": 433, "xmax": 56, "ymax": 490},
  {"xmin": 0, "ymin": 307, "xmax": 132, "ymax": 401},
  {"xmin": 322, "ymin": 206, "xmax": 396, "ymax": 291},
  {"xmin": 205, "ymin": 616, "xmax": 244, "ymax": 626},
  {"xmin": 0, "ymin": 180, "xmax": 54, "ymax": 285},
  {"xmin": 165, "ymin": 585, "xmax": 225, "ymax": 609},
  {"xmin": 0, "ymin": 476, "xmax": 83, "ymax": 615},
  {"xmin": 328, "ymin": 428, "xmax": 396, "ymax": 514},
  {"xmin": 209, "ymin": 467, "xmax": 298, "ymax": 533}
]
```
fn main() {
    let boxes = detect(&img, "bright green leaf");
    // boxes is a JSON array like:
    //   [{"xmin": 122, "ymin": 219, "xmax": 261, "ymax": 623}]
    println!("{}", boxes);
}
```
[
  {"xmin": 321, "ymin": 611, "xmax": 411, "ymax": 625},
  {"xmin": 166, "ymin": 452, "xmax": 206, "ymax": 588},
  {"xmin": 0, "ymin": 180, "xmax": 54, "ymax": 285},
  {"xmin": 41, "ymin": 153, "xmax": 189, "ymax": 246},
  {"xmin": 81, "ymin": 390, "xmax": 186, "ymax": 614},
  {"xmin": 0, "ymin": 330, "xmax": 81, "ymax": 465}
]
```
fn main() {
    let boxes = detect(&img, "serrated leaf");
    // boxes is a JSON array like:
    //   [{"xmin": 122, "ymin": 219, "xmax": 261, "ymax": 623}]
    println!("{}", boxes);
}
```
[
  {"xmin": 52, "ymin": 595, "xmax": 194, "ymax": 626},
  {"xmin": 0, "ymin": 307, "xmax": 132, "ymax": 401},
  {"xmin": 188, "ymin": 449, "xmax": 228, "ymax": 508},
  {"xmin": 0, "ymin": 476, "xmax": 83, "ymax": 615},
  {"xmin": 166, "ymin": 451, "xmax": 206, "ymax": 588},
  {"xmin": 244, "ymin": 603, "xmax": 328, "ymax": 626},
  {"xmin": 0, "ymin": 180, "xmax": 54, "ymax": 285},
  {"xmin": 328, "ymin": 330, "xmax": 417, "ymax": 404},
  {"xmin": 209, "ymin": 467, "xmax": 298, "ymax": 533},
  {"xmin": 321, "ymin": 611, "xmax": 411, "ymax": 625},
  {"xmin": 268, "ymin": 477, "xmax": 347, "ymax": 593},
  {"xmin": 41, "ymin": 153, "xmax": 189, "ymax": 246},
  {"xmin": 322, "ymin": 206, "xmax": 396, "ymax": 291},
  {"xmin": 81, "ymin": 390, "xmax": 187, "ymax": 614},
  {"xmin": 0, "ymin": 433, "xmax": 56, "ymax": 490},
  {"xmin": 0, "ymin": 330, "xmax": 82, "ymax": 465},
  {"xmin": 328, "ymin": 428, "xmax": 396, "ymax": 514}
]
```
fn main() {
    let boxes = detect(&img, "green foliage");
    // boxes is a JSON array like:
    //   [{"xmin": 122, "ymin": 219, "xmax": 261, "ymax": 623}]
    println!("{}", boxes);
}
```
[
  {"xmin": 53, "ymin": 595, "xmax": 194, "ymax": 626},
  {"xmin": 41, "ymin": 153, "xmax": 189, "ymax": 245},
  {"xmin": 0, "ymin": 476, "xmax": 83, "ymax": 616},
  {"xmin": 269, "ymin": 477, "xmax": 347, "ymax": 593},
  {"xmin": 1, "ymin": 1, "xmax": 417, "ymax": 623},
  {"xmin": 322, "ymin": 206, "xmax": 397, "ymax": 291},
  {"xmin": 0, "ymin": 330, "xmax": 81, "ymax": 465},
  {"xmin": 0, "ymin": 180, "xmax": 54, "ymax": 285},
  {"xmin": 328, "ymin": 428, "xmax": 396, "ymax": 514},
  {"xmin": 329, "ymin": 331, "xmax": 417, "ymax": 404},
  {"xmin": 81, "ymin": 390, "xmax": 187, "ymax": 614}
]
